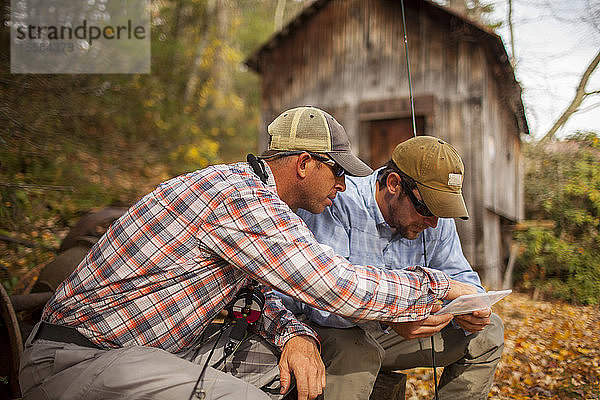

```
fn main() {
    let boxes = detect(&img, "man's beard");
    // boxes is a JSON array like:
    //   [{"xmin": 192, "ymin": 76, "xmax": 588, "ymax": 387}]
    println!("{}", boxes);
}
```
[{"xmin": 395, "ymin": 223, "xmax": 426, "ymax": 240}]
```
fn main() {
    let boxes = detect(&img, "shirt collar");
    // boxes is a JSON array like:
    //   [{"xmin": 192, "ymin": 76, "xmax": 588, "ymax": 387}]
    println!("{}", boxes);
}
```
[
  {"xmin": 243, "ymin": 159, "xmax": 277, "ymax": 192},
  {"xmin": 261, "ymin": 161, "xmax": 277, "ymax": 189},
  {"xmin": 364, "ymin": 169, "xmax": 387, "ymax": 227}
]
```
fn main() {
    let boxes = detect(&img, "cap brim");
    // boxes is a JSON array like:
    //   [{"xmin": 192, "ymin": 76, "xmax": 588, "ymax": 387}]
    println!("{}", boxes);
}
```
[
  {"xmin": 328, "ymin": 151, "xmax": 373, "ymax": 177},
  {"xmin": 416, "ymin": 182, "xmax": 469, "ymax": 220}
]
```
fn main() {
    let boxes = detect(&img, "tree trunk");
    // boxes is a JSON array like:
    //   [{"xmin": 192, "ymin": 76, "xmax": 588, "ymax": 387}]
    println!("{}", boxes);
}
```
[
  {"xmin": 507, "ymin": 0, "xmax": 516, "ymax": 67},
  {"xmin": 274, "ymin": 0, "xmax": 286, "ymax": 31},
  {"xmin": 502, "ymin": 242, "xmax": 520, "ymax": 289},
  {"xmin": 183, "ymin": 0, "xmax": 217, "ymax": 105}
]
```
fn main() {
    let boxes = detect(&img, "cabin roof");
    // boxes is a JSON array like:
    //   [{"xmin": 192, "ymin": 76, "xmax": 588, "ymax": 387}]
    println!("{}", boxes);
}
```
[{"xmin": 245, "ymin": 0, "xmax": 529, "ymax": 134}]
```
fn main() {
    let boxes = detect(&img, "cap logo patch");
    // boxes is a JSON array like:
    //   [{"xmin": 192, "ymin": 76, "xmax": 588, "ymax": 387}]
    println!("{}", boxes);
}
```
[{"xmin": 448, "ymin": 173, "xmax": 462, "ymax": 186}]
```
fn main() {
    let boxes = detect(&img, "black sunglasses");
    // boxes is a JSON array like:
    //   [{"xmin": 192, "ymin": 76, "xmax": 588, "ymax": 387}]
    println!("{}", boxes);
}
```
[
  {"xmin": 308, "ymin": 153, "xmax": 346, "ymax": 177},
  {"xmin": 262, "ymin": 151, "xmax": 346, "ymax": 177},
  {"xmin": 399, "ymin": 179, "xmax": 434, "ymax": 217}
]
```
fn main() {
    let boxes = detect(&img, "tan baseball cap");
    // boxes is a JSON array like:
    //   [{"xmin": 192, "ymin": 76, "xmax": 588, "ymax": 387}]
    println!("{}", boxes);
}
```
[
  {"xmin": 392, "ymin": 136, "xmax": 469, "ymax": 220},
  {"xmin": 268, "ymin": 106, "xmax": 373, "ymax": 177}
]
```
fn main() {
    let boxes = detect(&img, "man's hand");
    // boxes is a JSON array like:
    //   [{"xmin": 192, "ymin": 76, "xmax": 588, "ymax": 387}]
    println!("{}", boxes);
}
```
[
  {"xmin": 444, "ymin": 279, "xmax": 478, "ymax": 300},
  {"xmin": 454, "ymin": 308, "xmax": 491, "ymax": 332},
  {"xmin": 279, "ymin": 335, "xmax": 325, "ymax": 400},
  {"xmin": 390, "ymin": 304, "xmax": 453, "ymax": 339}
]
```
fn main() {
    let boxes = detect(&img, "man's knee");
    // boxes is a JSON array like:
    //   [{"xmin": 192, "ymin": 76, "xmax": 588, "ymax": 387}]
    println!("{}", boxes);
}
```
[
  {"xmin": 318, "ymin": 327, "xmax": 383, "ymax": 374},
  {"xmin": 468, "ymin": 313, "xmax": 505, "ymax": 359},
  {"xmin": 313, "ymin": 327, "xmax": 384, "ymax": 399},
  {"xmin": 486, "ymin": 313, "xmax": 505, "ymax": 347}
]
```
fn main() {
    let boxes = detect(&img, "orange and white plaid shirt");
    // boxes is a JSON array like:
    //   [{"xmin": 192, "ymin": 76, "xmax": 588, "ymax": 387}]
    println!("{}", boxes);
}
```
[{"xmin": 43, "ymin": 161, "xmax": 450, "ymax": 353}]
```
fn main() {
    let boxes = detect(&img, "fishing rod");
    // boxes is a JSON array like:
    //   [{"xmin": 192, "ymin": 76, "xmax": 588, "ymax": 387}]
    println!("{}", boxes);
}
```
[
  {"xmin": 399, "ymin": 0, "xmax": 439, "ymax": 399},
  {"xmin": 400, "ymin": 0, "xmax": 417, "ymax": 137}
]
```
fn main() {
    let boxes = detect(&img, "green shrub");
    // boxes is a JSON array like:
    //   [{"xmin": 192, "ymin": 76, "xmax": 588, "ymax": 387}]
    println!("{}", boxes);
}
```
[{"xmin": 515, "ymin": 132, "xmax": 600, "ymax": 305}]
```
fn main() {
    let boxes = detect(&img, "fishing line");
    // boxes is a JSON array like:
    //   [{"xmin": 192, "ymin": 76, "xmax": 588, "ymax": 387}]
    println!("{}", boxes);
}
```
[
  {"xmin": 399, "ymin": 0, "xmax": 417, "ymax": 137},
  {"xmin": 422, "ymin": 230, "xmax": 439, "ymax": 400},
  {"xmin": 399, "ymin": 0, "xmax": 439, "ymax": 398},
  {"xmin": 188, "ymin": 322, "xmax": 231, "ymax": 400}
]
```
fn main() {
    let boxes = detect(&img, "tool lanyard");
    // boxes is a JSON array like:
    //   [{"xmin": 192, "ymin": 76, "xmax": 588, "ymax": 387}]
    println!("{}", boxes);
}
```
[
  {"xmin": 188, "ymin": 280, "xmax": 265, "ymax": 400},
  {"xmin": 399, "ymin": 0, "xmax": 439, "ymax": 396}
]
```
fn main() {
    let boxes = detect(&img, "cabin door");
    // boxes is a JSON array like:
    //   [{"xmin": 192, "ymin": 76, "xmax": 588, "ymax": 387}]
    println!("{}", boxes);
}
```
[{"xmin": 368, "ymin": 117, "xmax": 425, "ymax": 169}]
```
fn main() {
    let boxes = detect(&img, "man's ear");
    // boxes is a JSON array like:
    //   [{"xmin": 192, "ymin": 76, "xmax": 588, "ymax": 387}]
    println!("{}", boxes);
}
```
[
  {"xmin": 295, "ymin": 152, "xmax": 311, "ymax": 179},
  {"xmin": 386, "ymin": 173, "xmax": 401, "ymax": 195}
]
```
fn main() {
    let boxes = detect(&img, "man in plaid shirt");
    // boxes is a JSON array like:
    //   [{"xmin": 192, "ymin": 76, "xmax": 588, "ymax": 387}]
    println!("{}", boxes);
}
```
[{"xmin": 19, "ymin": 107, "xmax": 476, "ymax": 400}]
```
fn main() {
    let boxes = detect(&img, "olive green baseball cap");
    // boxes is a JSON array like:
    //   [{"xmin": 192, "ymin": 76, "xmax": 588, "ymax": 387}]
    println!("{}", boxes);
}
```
[
  {"xmin": 267, "ymin": 106, "xmax": 373, "ymax": 177},
  {"xmin": 392, "ymin": 136, "xmax": 469, "ymax": 220}
]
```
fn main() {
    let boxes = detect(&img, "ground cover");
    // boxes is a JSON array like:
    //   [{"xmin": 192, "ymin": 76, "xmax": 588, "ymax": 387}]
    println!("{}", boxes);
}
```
[{"xmin": 403, "ymin": 292, "xmax": 599, "ymax": 399}]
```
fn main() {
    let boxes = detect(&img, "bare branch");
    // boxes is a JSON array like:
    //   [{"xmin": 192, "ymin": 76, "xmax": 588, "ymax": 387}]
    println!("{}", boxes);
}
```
[
  {"xmin": 0, "ymin": 234, "xmax": 57, "ymax": 252},
  {"xmin": 539, "ymin": 48, "xmax": 600, "ymax": 143},
  {"xmin": 274, "ymin": 0, "xmax": 286, "ymax": 32},
  {"xmin": 507, "ymin": 0, "xmax": 516, "ymax": 66},
  {"xmin": 183, "ymin": 0, "xmax": 216, "ymax": 105},
  {"xmin": 576, "ymin": 101, "xmax": 600, "ymax": 114},
  {"xmin": 0, "ymin": 182, "xmax": 74, "ymax": 191}
]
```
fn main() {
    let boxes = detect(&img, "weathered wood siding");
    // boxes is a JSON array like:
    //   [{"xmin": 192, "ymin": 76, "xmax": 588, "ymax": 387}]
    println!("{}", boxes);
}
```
[{"xmin": 253, "ymin": 0, "xmax": 523, "ymax": 288}]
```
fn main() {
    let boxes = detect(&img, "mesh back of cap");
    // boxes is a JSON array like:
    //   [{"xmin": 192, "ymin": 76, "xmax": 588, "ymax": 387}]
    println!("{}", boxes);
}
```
[{"xmin": 268, "ymin": 107, "xmax": 332, "ymax": 152}]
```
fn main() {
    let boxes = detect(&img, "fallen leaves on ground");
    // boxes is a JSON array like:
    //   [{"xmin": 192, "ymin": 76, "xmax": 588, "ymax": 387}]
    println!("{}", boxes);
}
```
[{"xmin": 401, "ymin": 292, "xmax": 600, "ymax": 399}]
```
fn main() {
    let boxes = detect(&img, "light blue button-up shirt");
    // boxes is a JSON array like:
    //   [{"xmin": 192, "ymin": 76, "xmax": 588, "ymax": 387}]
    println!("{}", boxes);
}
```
[{"xmin": 278, "ymin": 171, "xmax": 484, "ymax": 328}]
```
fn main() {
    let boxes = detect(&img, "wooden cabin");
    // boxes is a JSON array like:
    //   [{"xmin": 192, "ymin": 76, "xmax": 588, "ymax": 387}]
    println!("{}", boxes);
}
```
[{"xmin": 246, "ymin": 0, "xmax": 529, "ymax": 288}]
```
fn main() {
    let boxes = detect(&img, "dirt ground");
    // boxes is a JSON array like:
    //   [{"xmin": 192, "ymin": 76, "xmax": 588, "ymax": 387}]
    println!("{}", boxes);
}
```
[{"xmin": 400, "ymin": 292, "xmax": 600, "ymax": 399}]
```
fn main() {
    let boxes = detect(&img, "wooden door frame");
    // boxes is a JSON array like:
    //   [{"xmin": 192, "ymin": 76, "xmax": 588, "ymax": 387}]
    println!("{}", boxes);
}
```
[{"xmin": 358, "ymin": 95, "xmax": 436, "ymax": 165}]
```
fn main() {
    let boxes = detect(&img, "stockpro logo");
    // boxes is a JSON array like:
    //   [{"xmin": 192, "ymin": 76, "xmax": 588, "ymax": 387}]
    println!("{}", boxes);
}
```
[{"xmin": 11, "ymin": 0, "xmax": 150, "ymax": 74}]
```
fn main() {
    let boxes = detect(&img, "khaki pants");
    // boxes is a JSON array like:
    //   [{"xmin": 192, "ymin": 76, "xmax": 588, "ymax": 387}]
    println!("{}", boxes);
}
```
[
  {"xmin": 309, "ymin": 314, "xmax": 504, "ymax": 400},
  {"xmin": 19, "ymin": 322, "xmax": 283, "ymax": 400}
]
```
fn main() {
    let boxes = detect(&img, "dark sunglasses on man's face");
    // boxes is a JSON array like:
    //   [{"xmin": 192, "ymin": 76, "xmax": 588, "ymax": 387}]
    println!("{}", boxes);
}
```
[
  {"xmin": 399, "ymin": 179, "xmax": 435, "ymax": 217},
  {"xmin": 263, "ymin": 151, "xmax": 346, "ymax": 177},
  {"xmin": 309, "ymin": 153, "xmax": 346, "ymax": 177}
]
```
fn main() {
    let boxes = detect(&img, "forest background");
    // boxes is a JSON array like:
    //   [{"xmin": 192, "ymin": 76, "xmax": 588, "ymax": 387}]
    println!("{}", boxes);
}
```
[
  {"xmin": 0, "ymin": 1, "xmax": 599, "ymax": 306},
  {"xmin": 0, "ymin": 0, "xmax": 308, "ymax": 287}
]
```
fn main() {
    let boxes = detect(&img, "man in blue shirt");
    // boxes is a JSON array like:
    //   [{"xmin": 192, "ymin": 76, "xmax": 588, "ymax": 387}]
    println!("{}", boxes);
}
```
[{"xmin": 279, "ymin": 136, "xmax": 504, "ymax": 400}]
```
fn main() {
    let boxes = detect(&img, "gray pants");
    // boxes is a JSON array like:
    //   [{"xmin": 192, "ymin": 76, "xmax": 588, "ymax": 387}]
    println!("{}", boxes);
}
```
[
  {"xmin": 309, "ymin": 313, "xmax": 504, "ymax": 400},
  {"xmin": 19, "ymin": 322, "xmax": 283, "ymax": 400}
]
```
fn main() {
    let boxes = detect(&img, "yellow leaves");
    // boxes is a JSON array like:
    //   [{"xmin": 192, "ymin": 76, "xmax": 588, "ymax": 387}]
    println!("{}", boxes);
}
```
[
  {"xmin": 405, "ymin": 293, "xmax": 600, "ymax": 399},
  {"xmin": 229, "ymin": 94, "xmax": 244, "ymax": 111},
  {"xmin": 523, "ymin": 377, "xmax": 534, "ymax": 386},
  {"xmin": 201, "ymin": 45, "xmax": 216, "ymax": 68},
  {"xmin": 493, "ymin": 293, "xmax": 600, "ymax": 398},
  {"xmin": 548, "ymin": 348, "xmax": 570, "ymax": 361},
  {"xmin": 142, "ymin": 91, "xmax": 165, "ymax": 109},
  {"xmin": 222, "ymin": 45, "xmax": 242, "ymax": 64},
  {"xmin": 171, "ymin": 139, "xmax": 219, "ymax": 169},
  {"xmin": 203, "ymin": 140, "xmax": 219, "ymax": 156},
  {"xmin": 184, "ymin": 147, "xmax": 202, "ymax": 164},
  {"xmin": 154, "ymin": 118, "xmax": 170, "ymax": 131},
  {"xmin": 575, "ymin": 347, "xmax": 592, "ymax": 355},
  {"xmin": 527, "ymin": 362, "xmax": 541, "ymax": 374},
  {"xmin": 197, "ymin": 78, "xmax": 214, "ymax": 107}
]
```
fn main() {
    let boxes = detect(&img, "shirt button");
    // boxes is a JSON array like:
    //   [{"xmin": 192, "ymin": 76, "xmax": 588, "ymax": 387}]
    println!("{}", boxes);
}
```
[{"xmin": 411, "ymin": 313, "xmax": 417, "ymax": 319}]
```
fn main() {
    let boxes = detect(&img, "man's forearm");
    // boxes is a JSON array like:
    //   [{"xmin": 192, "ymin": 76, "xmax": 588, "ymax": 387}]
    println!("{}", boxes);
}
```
[{"xmin": 445, "ymin": 279, "xmax": 478, "ymax": 300}]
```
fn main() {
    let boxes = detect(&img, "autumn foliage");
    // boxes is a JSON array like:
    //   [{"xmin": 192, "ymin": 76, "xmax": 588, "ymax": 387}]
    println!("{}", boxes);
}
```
[
  {"xmin": 515, "ymin": 133, "xmax": 600, "ymax": 305},
  {"xmin": 0, "ymin": 1, "xmax": 306, "ymax": 290},
  {"xmin": 403, "ymin": 292, "xmax": 600, "ymax": 399}
]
